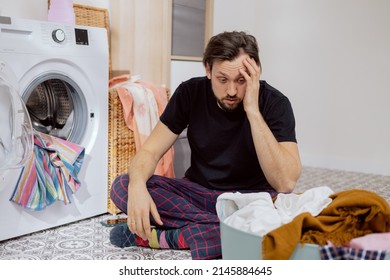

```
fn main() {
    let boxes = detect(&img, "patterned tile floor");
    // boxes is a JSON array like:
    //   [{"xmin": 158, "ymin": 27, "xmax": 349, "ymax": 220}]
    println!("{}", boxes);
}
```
[{"xmin": 0, "ymin": 166, "xmax": 389, "ymax": 260}]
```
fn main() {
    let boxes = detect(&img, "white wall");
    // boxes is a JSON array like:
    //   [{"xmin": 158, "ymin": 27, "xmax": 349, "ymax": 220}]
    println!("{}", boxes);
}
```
[
  {"xmin": 213, "ymin": 0, "xmax": 390, "ymax": 176},
  {"xmin": 213, "ymin": 0, "xmax": 256, "ymax": 34},
  {"xmin": 255, "ymin": 0, "xmax": 390, "ymax": 175},
  {"xmin": 0, "ymin": 0, "xmax": 48, "ymax": 20},
  {"xmin": 170, "ymin": 60, "xmax": 206, "ymax": 95}
]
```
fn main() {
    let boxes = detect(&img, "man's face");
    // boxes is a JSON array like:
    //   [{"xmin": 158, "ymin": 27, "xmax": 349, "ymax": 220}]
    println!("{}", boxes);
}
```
[{"xmin": 206, "ymin": 53, "xmax": 250, "ymax": 112}]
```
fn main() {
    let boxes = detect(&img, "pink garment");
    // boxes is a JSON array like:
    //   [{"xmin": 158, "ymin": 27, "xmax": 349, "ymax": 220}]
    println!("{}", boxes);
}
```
[
  {"xmin": 110, "ymin": 75, "xmax": 175, "ymax": 178},
  {"xmin": 348, "ymin": 233, "xmax": 390, "ymax": 251},
  {"xmin": 159, "ymin": 231, "xmax": 170, "ymax": 249}
]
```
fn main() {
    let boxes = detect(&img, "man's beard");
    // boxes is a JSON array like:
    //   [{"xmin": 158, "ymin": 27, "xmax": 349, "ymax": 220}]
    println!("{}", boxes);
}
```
[{"xmin": 216, "ymin": 96, "xmax": 242, "ymax": 112}]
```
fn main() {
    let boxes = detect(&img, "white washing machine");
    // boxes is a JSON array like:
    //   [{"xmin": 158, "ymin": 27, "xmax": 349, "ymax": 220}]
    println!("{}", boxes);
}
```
[{"xmin": 0, "ymin": 16, "xmax": 109, "ymax": 241}]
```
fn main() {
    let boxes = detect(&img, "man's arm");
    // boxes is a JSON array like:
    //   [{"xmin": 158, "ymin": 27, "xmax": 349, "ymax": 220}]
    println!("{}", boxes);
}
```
[
  {"xmin": 126, "ymin": 121, "xmax": 179, "ymax": 240},
  {"xmin": 240, "ymin": 58, "xmax": 302, "ymax": 193},
  {"xmin": 246, "ymin": 113, "xmax": 301, "ymax": 192}
]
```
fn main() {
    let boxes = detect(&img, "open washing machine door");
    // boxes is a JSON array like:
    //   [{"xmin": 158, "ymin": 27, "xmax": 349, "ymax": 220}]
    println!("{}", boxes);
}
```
[{"xmin": 0, "ymin": 61, "xmax": 34, "ymax": 169}]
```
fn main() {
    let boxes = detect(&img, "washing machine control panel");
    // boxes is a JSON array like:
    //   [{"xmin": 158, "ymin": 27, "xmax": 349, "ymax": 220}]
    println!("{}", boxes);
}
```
[
  {"xmin": 52, "ymin": 29, "xmax": 66, "ymax": 43},
  {"xmin": 48, "ymin": 26, "xmax": 89, "ymax": 46},
  {"xmin": 0, "ymin": 17, "xmax": 105, "ymax": 59}
]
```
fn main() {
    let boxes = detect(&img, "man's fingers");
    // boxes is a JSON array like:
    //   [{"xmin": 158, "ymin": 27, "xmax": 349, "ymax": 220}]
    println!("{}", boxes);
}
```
[
  {"xmin": 243, "ymin": 58, "xmax": 259, "ymax": 78},
  {"xmin": 150, "ymin": 202, "xmax": 163, "ymax": 226}
]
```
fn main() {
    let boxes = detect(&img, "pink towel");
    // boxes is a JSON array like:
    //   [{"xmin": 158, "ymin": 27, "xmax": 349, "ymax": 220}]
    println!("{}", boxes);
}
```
[{"xmin": 110, "ymin": 75, "xmax": 175, "ymax": 178}]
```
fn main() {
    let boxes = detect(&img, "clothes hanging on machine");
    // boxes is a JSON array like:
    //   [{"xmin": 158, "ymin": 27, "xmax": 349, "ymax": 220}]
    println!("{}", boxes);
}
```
[{"xmin": 10, "ymin": 131, "xmax": 85, "ymax": 211}]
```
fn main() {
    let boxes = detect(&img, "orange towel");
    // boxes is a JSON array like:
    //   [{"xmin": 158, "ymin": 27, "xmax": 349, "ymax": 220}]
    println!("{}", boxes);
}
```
[
  {"xmin": 110, "ymin": 75, "xmax": 175, "ymax": 178},
  {"xmin": 262, "ymin": 189, "xmax": 390, "ymax": 259}
]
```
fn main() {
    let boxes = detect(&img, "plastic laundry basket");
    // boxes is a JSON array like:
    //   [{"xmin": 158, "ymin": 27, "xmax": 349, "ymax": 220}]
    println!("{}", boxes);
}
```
[
  {"xmin": 220, "ymin": 220, "xmax": 390, "ymax": 260},
  {"xmin": 220, "ymin": 220, "xmax": 322, "ymax": 260}
]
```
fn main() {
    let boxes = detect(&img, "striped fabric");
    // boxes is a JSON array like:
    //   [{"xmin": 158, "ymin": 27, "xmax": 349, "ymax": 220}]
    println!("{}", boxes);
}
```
[{"xmin": 10, "ymin": 131, "xmax": 85, "ymax": 211}]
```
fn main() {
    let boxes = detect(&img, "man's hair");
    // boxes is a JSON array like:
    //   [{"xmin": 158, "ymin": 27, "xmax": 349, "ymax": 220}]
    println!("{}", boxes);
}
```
[{"xmin": 203, "ymin": 31, "xmax": 261, "ymax": 72}]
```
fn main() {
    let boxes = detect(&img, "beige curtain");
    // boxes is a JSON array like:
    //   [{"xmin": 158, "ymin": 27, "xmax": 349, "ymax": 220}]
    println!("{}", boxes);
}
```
[{"xmin": 111, "ymin": 0, "xmax": 172, "ymax": 87}]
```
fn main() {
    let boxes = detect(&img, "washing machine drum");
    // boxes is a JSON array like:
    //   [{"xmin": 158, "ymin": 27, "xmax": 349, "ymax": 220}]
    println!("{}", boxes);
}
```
[
  {"xmin": 0, "ymin": 64, "xmax": 34, "ymax": 170},
  {"xmin": 25, "ymin": 79, "xmax": 74, "ymax": 138}
]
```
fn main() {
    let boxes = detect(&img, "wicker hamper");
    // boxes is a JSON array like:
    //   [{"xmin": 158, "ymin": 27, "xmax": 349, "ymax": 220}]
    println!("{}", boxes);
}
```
[
  {"xmin": 107, "ymin": 88, "xmax": 136, "ymax": 214},
  {"xmin": 107, "ymin": 86, "xmax": 171, "ymax": 214}
]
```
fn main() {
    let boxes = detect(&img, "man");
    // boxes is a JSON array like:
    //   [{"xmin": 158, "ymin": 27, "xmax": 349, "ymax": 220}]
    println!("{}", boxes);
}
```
[{"xmin": 109, "ymin": 31, "xmax": 301, "ymax": 259}]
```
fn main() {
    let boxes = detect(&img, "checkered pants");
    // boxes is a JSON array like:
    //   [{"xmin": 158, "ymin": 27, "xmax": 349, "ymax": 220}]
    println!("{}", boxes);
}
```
[{"xmin": 110, "ymin": 174, "xmax": 277, "ymax": 259}]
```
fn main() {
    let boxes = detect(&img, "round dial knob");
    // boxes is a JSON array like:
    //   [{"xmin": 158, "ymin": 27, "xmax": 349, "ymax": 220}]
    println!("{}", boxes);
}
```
[{"xmin": 52, "ymin": 29, "xmax": 65, "ymax": 43}]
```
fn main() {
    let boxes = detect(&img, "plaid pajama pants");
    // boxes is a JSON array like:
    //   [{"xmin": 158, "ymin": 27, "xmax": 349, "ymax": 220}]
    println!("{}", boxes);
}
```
[{"xmin": 110, "ymin": 174, "xmax": 278, "ymax": 259}]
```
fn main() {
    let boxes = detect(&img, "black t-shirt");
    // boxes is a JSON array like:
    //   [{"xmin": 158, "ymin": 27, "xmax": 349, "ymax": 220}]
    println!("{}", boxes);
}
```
[{"xmin": 160, "ymin": 76, "xmax": 297, "ymax": 191}]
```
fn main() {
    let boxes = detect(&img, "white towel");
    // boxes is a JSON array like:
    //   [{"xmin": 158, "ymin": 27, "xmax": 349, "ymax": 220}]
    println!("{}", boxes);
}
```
[
  {"xmin": 216, "ymin": 192, "xmax": 281, "ymax": 236},
  {"xmin": 274, "ymin": 186, "xmax": 334, "ymax": 224},
  {"xmin": 119, "ymin": 75, "xmax": 160, "ymax": 136},
  {"xmin": 216, "ymin": 186, "xmax": 334, "ymax": 237}
]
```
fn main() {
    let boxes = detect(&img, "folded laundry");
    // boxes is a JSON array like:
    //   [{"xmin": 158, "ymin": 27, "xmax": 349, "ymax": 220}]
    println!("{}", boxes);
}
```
[{"xmin": 10, "ymin": 131, "xmax": 85, "ymax": 211}]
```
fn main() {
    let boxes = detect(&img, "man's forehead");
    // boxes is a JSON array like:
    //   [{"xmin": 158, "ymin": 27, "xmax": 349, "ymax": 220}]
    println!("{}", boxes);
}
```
[{"xmin": 213, "ymin": 55, "xmax": 249, "ymax": 77}]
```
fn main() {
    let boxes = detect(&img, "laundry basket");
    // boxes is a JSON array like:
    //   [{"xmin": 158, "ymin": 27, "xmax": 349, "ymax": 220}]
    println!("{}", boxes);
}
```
[
  {"xmin": 107, "ymin": 88, "xmax": 136, "ymax": 214},
  {"xmin": 107, "ymin": 85, "xmax": 171, "ymax": 214},
  {"xmin": 220, "ymin": 219, "xmax": 321, "ymax": 260}
]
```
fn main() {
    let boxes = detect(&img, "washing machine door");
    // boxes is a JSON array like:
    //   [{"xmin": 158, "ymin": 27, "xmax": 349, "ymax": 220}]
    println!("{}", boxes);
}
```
[{"xmin": 0, "ymin": 61, "xmax": 34, "ymax": 169}]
